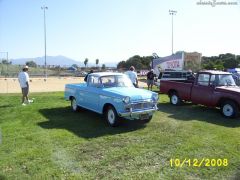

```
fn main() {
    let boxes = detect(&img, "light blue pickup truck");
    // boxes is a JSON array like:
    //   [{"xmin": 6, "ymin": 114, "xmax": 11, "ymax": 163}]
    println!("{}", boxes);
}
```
[{"xmin": 64, "ymin": 72, "xmax": 158, "ymax": 126}]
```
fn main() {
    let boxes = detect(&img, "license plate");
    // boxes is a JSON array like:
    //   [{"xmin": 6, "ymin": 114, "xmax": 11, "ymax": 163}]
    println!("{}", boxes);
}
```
[{"xmin": 140, "ymin": 114, "xmax": 149, "ymax": 120}]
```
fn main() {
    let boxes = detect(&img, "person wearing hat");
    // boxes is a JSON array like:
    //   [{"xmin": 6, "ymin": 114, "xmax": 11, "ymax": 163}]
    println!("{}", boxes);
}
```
[
  {"xmin": 18, "ymin": 65, "xmax": 33, "ymax": 105},
  {"xmin": 125, "ymin": 66, "xmax": 138, "ymax": 88},
  {"xmin": 146, "ymin": 69, "xmax": 155, "ymax": 91}
]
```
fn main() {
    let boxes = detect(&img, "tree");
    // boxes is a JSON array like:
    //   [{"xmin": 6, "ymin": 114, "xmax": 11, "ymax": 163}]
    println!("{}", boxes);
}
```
[
  {"xmin": 96, "ymin": 59, "xmax": 99, "ymax": 67},
  {"xmin": 102, "ymin": 64, "xmax": 106, "ymax": 70},
  {"xmin": 84, "ymin": 58, "xmax": 88, "ymax": 68},
  {"xmin": 1, "ymin": 59, "xmax": 11, "ymax": 64},
  {"xmin": 201, "ymin": 53, "xmax": 239, "ymax": 70},
  {"xmin": 117, "ymin": 61, "xmax": 126, "ymax": 69},
  {"xmin": 26, "ymin": 60, "xmax": 37, "ymax": 67},
  {"xmin": 72, "ymin": 64, "xmax": 78, "ymax": 69},
  {"xmin": 117, "ymin": 55, "xmax": 152, "ymax": 70}
]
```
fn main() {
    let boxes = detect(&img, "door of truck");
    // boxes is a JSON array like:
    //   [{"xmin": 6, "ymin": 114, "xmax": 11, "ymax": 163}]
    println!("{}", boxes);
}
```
[{"xmin": 191, "ymin": 73, "xmax": 215, "ymax": 106}]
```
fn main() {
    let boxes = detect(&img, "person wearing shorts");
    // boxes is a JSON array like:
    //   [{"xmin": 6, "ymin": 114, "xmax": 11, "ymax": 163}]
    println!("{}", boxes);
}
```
[
  {"xmin": 18, "ymin": 65, "xmax": 32, "ymax": 105},
  {"xmin": 125, "ymin": 66, "xmax": 138, "ymax": 88},
  {"xmin": 147, "ymin": 69, "xmax": 155, "ymax": 91}
]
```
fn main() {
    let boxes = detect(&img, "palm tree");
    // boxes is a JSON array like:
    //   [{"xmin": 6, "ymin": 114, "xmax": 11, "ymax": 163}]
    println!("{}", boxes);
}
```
[
  {"xmin": 84, "ymin": 58, "xmax": 88, "ymax": 68},
  {"xmin": 96, "ymin": 59, "xmax": 99, "ymax": 68}
]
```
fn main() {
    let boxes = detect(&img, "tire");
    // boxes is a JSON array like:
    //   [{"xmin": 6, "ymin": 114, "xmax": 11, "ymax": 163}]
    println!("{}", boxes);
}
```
[
  {"xmin": 221, "ymin": 100, "xmax": 238, "ymax": 118},
  {"xmin": 105, "ymin": 106, "xmax": 120, "ymax": 127},
  {"xmin": 71, "ymin": 97, "xmax": 80, "ymax": 112},
  {"xmin": 142, "ymin": 115, "xmax": 153, "ymax": 124},
  {"xmin": 170, "ymin": 92, "xmax": 182, "ymax": 105}
]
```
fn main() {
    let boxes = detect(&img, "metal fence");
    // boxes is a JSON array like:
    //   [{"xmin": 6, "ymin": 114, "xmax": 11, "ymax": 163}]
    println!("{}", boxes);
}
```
[{"xmin": 0, "ymin": 64, "xmax": 86, "ymax": 78}]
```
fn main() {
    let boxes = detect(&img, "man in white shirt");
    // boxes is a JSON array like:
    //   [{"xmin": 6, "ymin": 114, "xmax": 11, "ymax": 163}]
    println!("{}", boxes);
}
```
[
  {"xmin": 125, "ymin": 66, "xmax": 138, "ymax": 87},
  {"xmin": 18, "ymin": 65, "xmax": 32, "ymax": 105}
]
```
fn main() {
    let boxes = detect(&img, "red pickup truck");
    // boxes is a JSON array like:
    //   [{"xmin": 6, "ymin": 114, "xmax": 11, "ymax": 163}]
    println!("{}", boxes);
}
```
[{"xmin": 160, "ymin": 70, "xmax": 240, "ymax": 118}]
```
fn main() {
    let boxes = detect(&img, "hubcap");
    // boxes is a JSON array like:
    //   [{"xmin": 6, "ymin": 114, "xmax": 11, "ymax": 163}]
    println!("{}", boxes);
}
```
[
  {"xmin": 171, "ymin": 95, "xmax": 178, "ymax": 105},
  {"xmin": 108, "ymin": 109, "xmax": 115, "ymax": 124},
  {"xmin": 223, "ymin": 104, "xmax": 233, "ymax": 117}
]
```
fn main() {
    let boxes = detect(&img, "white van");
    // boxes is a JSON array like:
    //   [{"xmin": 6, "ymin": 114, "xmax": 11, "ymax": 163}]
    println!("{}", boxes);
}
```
[{"xmin": 154, "ymin": 70, "xmax": 194, "ymax": 87}]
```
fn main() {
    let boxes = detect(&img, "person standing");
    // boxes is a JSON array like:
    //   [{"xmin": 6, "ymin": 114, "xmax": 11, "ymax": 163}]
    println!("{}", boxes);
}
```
[
  {"xmin": 146, "ymin": 69, "xmax": 155, "ymax": 91},
  {"xmin": 125, "ymin": 66, "xmax": 138, "ymax": 87},
  {"xmin": 18, "ymin": 65, "xmax": 32, "ymax": 105},
  {"xmin": 84, "ymin": 69, "xmax": 94, "ymax": 82}
]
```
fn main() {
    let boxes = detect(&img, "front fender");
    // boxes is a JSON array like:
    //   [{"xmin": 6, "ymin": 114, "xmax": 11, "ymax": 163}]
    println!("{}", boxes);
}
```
[{"xmin": 99, "ymin": 95, "xmax": 125, "ymax": 114}]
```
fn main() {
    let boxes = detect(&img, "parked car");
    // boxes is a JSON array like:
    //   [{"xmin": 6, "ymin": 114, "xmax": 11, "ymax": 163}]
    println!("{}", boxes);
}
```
[
  {"xmin": 154, "ymin": 70, "xmax": 193, "ymax": 87},
  {"xmin": 75, "ymin": 71, "xmax": 88, "ymax": 77},
  {"xmin": 65, "ymin": 72, "xmax": 159, "ymax": 126},
  {"xmin": 160, "ymin": 70, "xmax": 240, "ymax": 118}
]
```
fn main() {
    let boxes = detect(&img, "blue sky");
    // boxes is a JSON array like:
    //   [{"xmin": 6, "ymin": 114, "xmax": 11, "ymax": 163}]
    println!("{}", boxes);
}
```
[{"xmin": 0, "ymin": 0, "xmax": 240, "ymax": 64}]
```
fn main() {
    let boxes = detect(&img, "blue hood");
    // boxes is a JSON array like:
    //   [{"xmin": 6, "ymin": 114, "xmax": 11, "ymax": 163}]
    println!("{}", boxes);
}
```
[{"xmin": 102, "ymin": 87, "xmax": 154, "ymax": 101}]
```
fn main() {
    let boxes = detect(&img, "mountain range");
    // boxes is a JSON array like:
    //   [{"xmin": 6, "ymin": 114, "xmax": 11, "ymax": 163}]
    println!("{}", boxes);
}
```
[{"xmin": 11, "ymin": 55, "xmax": 117, "ymax": 67}]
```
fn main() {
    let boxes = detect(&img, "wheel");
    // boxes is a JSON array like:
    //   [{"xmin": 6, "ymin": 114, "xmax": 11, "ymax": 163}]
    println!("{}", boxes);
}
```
[
  {"xmin": 142, "ymin": 115, "xmax": 153, "ymax": 124},
  {"xmin": 170, "ymin": 92, "xmax": 182, "ymax": 105},
  {"xmin": 221, "ymin": 100, "xmax": 238, "ymax": 118},
  {"xmin": 71, "ymin": 97, "xmax": 80, "ymax": 112},
  {"xmin": 105, "ymin": 106, "xmax": 120, "ymax": 127}
]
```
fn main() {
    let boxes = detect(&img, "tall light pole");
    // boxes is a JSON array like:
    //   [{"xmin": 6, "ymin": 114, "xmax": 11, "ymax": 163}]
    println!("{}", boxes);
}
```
[
  {"xmin": 41, "ymin": 6, "xmax": 48, "ymax": 79},
  {"xmin": 169, "ymin": 10, "xmax": 177, "ymax": 55}
]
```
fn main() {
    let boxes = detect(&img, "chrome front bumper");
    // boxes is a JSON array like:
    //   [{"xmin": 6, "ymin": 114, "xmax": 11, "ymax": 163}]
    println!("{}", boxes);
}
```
[{"xmin": 119, "ymin": 104, "xmax": 158, "ymax": 118}]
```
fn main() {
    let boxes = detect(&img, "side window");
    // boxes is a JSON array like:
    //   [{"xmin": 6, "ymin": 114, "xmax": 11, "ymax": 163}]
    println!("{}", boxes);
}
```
[
  {"xmin": 101, "ymin": 76, "xmax": 116, "ymax": 88},
  {"xmin": 162, "ymin": 72, "xmax": 170, "ymax": 78},
  {"xmin": 88, "ymin": 76, "xmax": 100, "ymax": 87},
  {"xmin": 197, "ymin": 74, "xmax": 210, "ymax": 86},
  {"xmin": 182, "ymin": 73, "xmax": 186, "ymax": 78}
]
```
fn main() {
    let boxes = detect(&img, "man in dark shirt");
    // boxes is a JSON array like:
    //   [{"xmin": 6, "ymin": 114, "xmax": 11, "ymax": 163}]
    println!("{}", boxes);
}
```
[
  {"xmin": 84, "ymin": 69, "xmax": 94, "ymax": 82},
  {"xmin": 147, "ymin": 69, "xmax": 155, "ymax": 91}
]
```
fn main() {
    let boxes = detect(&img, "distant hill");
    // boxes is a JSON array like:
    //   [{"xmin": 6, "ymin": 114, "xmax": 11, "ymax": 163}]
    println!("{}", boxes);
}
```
[
  {"xmin": 11, "ymin": 55, "xmax": 83, "ymax": 67},
  {"xmin": 11, "ymin": 55, "xmax": 117, "ymax": 67}
]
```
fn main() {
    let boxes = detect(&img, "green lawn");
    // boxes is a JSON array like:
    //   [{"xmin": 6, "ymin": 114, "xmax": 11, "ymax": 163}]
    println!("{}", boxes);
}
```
[{"xmin": 0, "ymin": 92, "xmax": 240, "ymax": 179}]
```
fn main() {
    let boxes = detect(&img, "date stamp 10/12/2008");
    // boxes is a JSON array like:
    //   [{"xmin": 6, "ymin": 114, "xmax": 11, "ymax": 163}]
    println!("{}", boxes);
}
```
[{"xmin": 170, "ymin": 158, "xmax": 228, "ymax": 168}]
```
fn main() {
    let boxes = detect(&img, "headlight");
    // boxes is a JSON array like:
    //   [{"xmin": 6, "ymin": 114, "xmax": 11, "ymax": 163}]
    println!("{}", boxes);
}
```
[
  {"xmin": 123, "ymin": 96, "xmax": 130, "ymax": 104},
  {"xmin": 152, "ymin": 93, "xmax": 159, "ymax": 102}
]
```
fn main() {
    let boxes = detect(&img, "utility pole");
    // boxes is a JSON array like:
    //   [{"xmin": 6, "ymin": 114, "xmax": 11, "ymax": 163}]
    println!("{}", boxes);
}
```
[
  {"xmin": 169, "ymin": 10, "xmax": 177, "ymax": 55},
  {"xmin": 41, "ymin": 6, "xmax": 48, "ymax": 79}
]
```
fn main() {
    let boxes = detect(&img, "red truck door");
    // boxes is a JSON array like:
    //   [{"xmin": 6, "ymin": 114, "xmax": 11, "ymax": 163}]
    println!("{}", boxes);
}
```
[{"xmin": 191, "ymin": 73, "xmax": 215, "ymax": 106}]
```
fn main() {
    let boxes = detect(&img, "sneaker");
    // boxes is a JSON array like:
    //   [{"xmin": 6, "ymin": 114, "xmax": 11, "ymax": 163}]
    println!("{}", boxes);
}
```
[
  {"xmin": 28, "ymin": 100, "xmax": 33, "ymax": 103},
  {"xmin": 22, "ymin": 103, "xmax": 26, "ymax": 106}
]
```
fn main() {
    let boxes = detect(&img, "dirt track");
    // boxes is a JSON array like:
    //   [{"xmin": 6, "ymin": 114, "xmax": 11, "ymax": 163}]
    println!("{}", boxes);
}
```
[{"xmin": 0, "ymin": 77, "xmax": 147, "ymax": 93}]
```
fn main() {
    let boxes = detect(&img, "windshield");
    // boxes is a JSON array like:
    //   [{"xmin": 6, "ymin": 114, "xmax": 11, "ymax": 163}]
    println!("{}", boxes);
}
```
[
  {"xmin": 100, "ymin": 75, "xmax": 134, "ymax": 88},
  {"xmin": 213, "ymin": 74, "xmax": 236, "ymax": 86}
]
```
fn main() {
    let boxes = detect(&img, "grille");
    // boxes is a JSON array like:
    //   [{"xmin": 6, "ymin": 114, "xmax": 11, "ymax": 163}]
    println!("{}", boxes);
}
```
[{"xmin": 132, "ymin": 102, "xmax": 152, "ymax": 110}]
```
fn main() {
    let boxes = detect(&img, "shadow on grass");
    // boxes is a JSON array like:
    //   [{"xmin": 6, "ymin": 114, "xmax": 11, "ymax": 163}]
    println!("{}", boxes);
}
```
[
  {"xmin": 0, "ymin": 104, "xmax": 15, "ymax": 109},
  {"xmin": 158, "ymin": 102, "xmax": 240, "ymax": 127},
  {"xmin": 38, "ymin": 107, "xmax": 146, "ymax": 139}
]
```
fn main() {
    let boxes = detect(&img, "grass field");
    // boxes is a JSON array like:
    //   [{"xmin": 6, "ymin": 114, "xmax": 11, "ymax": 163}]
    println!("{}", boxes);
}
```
[{"xmin": 0, "ymin": 92, "xmax": 240, "ymax": 179}]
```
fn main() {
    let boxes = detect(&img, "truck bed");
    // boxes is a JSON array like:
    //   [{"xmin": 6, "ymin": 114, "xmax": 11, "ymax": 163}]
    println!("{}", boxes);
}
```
[
  {"xmin": 160, "ymin": 80, "xmax": 193, "ymax": 101},
  {"xmin": 64, "ymin": 83, "xmax": 87, "ymax": 100}
]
